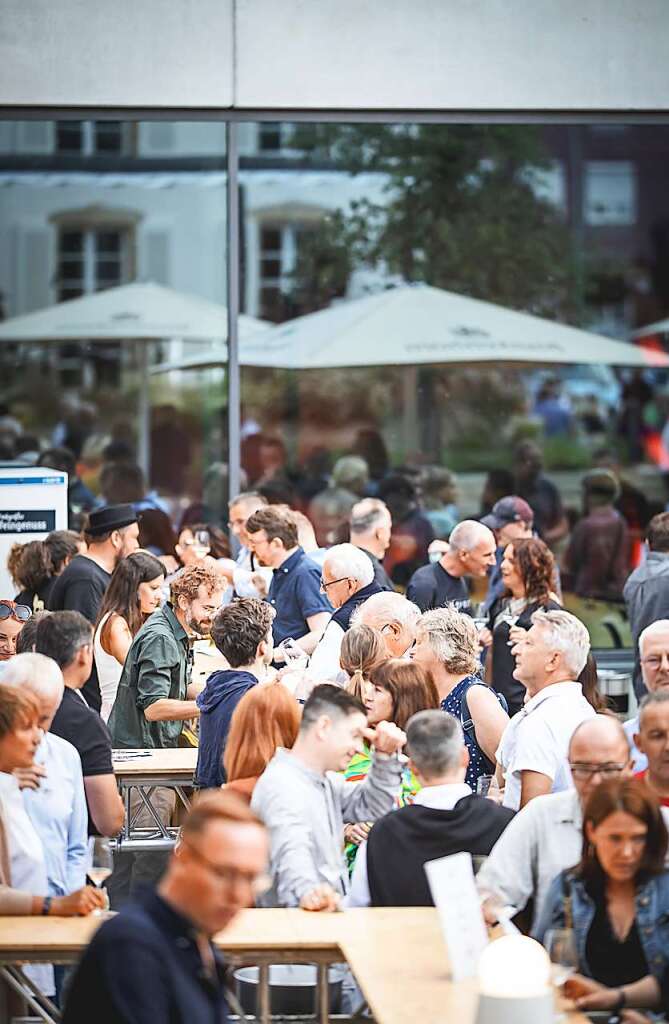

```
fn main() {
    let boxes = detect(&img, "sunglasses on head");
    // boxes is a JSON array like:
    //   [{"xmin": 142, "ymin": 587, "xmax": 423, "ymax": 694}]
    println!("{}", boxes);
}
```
[{"xmin": 0, "ymin": 601, "xmax": 32, "ymax": 622}]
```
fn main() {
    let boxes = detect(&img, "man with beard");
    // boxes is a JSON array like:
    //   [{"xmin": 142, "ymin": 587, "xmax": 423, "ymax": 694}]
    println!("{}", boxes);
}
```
[
  {"xmin": 108, "ymin": 565, "xmax": 224, "ymax": 905},
  {"xmin": 109, "ymin": 564, "xmax": 224, "ymax": 750}
]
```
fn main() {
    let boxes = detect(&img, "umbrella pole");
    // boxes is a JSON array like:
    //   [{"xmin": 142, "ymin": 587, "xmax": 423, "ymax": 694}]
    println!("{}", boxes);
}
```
[
  {"xmin": 227, "ymin": 122, "xmax": 241, "ymax": 529},
  {"xmin": 138, "ymin": 340, "xmax": 150, "ymax": 480}
]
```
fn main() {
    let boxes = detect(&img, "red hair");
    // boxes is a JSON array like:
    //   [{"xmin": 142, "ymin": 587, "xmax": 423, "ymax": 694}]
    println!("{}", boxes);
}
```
[{"xmin": 224, "ymin": 679, "xmax": 300, "ymax": 782}]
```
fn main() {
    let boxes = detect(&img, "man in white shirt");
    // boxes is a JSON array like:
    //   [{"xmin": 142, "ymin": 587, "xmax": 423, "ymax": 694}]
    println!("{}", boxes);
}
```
[
  {"xmin": 308, "ymin": 544, "xmax": 383, "ymax": 681},
  {"xmin": 624, "ymin": 619, "xmax": 669, "ymax": 772},
  {"xmin": 479, "ymin": 715, "xmax": 633, "ymax": 931},
  {"xmin": 347, "ymin": 711, "xmax": 514, "ymax": 907},
  {"xmin": 496, "ymin": 608, "xmax": 595, "ymax": 809},
  {"xmin": 3, "ymin": 653, "xmax": 88, "ymax": 898}
]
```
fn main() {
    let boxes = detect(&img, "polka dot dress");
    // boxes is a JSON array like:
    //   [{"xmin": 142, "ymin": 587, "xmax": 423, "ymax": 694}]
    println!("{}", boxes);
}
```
[{"xmin": 441, "ymin": 674, "xmax": 489, "ymax": 790}]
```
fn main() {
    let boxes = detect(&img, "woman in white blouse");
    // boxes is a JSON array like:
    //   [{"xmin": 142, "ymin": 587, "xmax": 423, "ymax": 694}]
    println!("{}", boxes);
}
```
[{"xmin": 93, "ymin": 551, "xmax": 166, "ymax": 720}]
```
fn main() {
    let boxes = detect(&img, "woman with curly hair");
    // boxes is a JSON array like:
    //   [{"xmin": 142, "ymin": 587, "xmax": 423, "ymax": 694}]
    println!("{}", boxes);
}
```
[
  {"xmin": 488, "ymin": 536, "xmax": 562, "ymax": 716},
  {"xmin": 12, "ymin": 531, "xmax": 84, "ymax": 613}
]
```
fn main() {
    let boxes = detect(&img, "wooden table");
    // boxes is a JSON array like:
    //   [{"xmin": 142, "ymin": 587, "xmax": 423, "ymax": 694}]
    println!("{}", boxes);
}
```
[
  {"xmin": 0, "ymin": 908, "xmax": 590, "ymax": 1024},
  {"xmin": 112, "ymin": 747, "xmax": 197, "ymax": 851}
]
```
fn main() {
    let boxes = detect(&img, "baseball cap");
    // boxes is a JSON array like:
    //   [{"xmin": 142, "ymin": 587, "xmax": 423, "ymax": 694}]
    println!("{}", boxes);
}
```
[{"xmin": 481, "ymin": 496, "xmax": 534, "ymax": 531}]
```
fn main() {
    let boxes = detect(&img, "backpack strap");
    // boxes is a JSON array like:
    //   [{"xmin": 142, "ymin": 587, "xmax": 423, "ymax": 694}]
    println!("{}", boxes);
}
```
[{"xmin": 460, "ymin": 681, "xmax": 501, "ymax": 775}]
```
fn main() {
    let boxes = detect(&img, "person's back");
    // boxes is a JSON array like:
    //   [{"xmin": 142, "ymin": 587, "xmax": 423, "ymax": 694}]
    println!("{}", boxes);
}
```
[
  {"xmin": 624, "ymin": 512, "xmax": 669, "ymax": 697},
  {"xmin": 366, "ymin": 794, "xmax": 513, "ymax": 906}
]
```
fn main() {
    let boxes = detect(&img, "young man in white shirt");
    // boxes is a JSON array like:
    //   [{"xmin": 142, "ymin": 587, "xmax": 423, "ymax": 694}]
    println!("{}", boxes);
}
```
[{"xmin": 496, "ymin": 608, "xmax": 595, "ymax": 810}]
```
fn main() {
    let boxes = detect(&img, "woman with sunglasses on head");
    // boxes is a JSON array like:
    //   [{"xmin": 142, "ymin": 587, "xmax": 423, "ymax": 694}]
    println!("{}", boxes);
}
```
[
  {"xmin": 534, "ymin": 777, "xmax": 669, "ymax": 1017},
  {"xmin": 93, "ymin": 551, "xmax": 166, "ymax": 721},
  {"xmin": 0, "ymin": 600, "xmax": 32, "ymax": 662}
]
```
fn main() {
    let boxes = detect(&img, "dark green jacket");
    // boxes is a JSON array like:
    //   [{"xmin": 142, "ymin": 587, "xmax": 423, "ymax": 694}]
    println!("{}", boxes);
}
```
[{"xmin": 109, "ymin": 604, "xmax": 192, "ymax": 749}]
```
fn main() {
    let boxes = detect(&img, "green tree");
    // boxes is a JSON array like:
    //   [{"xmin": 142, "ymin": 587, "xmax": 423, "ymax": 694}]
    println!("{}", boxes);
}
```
[{"xmin": 288, "ymin": 124, "xmax": 577, "ymax": 319}]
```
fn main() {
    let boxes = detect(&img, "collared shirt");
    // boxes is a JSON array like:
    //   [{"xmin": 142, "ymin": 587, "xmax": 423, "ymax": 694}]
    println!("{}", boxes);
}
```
[
  {"xmin": 496, "ymin": 680, "xmax": 595, "ymax": 810},
  {"xmin": 346, "ymin": 782, "xmax": 473, "ymax": 909},
  {"xmin": 22, "ymin": 731, "xmax": 88, "ymax": 896},
  {"xmin": 109, "ymin": 603, "xmax": 192, "ymax": 749},
  {"xmin": 62, "ymin": 889, "xmax": 228, "ymax": 1024},
  {"xmin": 267, "ymin": 547, "xmax": 332, "ymax": 646},
  {"xmin": 251, "ymin": 746, "xmax": 402, "ymax": 907},
  {"xmin": 477, "ymin": 787, "xmax": 583, "ymax": 931}
]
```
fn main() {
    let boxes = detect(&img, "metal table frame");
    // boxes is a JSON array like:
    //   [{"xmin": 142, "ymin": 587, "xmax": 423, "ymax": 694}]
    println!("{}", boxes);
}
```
[{"xmin": 114, "ymin": 772, "xmax": 193, "ymax": 851}]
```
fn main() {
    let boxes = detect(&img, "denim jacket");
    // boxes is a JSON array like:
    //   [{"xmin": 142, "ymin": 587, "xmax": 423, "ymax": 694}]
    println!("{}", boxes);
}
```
[{"xmin": 533, "ymin": 868, "xmax": 669, "ymax": 980}]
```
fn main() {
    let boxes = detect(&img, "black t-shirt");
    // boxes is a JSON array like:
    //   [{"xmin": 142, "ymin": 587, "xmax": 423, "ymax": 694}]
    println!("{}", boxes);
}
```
[
  {"xmin": 48, "ymin": 555, "xmax": 111, "ymax": 710},
  {"xmin": 50, "ymin": 687, "xmax": 114, "ymax": 835},
  {"xmin": 15, "ymin": 577, "xmax": 56, "ymax": 614},
  {"xmin": 406, "ymin": 561, "xmax": 471, "ymax": 614}
]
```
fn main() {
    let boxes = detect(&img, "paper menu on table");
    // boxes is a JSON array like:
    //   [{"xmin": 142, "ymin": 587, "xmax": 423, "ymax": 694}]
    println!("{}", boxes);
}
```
[{"xmin": 424, "ymin": 851, "xmax": 488, "ymax": 981}]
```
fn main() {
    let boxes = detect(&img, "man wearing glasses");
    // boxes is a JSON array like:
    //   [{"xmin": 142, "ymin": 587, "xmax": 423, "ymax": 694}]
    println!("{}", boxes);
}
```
[
  {"xmin": 0, "ymin": 599, "xmax": 32, "ymax": 662},
  {"xmin": 625, "ymin": 619, "xmax": 669, "ymax": 771},
  {"xmin": 62, "ymin": 791, "xmax": 268, "ymax": 1024},
  {"xmin": 478, "ymin": 715, "xmax": 632, "ymax": 931}
]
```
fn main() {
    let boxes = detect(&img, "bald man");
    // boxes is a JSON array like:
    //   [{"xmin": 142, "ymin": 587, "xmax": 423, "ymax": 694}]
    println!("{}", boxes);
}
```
[
  {"xmin": 625, "ymin": 619, "xmax": 669, "ymax": 771},
  {"xmin": 478, "ymin": 715, "xmax": 633, "ymax": 930},
  {"xmin": 406, "ymin": 520, "xmax": 496, "ymax": 614}
]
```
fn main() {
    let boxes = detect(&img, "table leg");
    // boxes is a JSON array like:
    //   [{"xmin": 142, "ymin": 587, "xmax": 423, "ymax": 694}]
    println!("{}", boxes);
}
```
[
  {"xmin": 257, "ymin": 961, "xmax": 270, "ymax": 1024},
  {"xmin": 0, "ymin": 965, "xmax": 61, "ymax": 1024},
  {"xmin": 317, "ymin": 962, "xmax": 329, "ymax": 1024}
]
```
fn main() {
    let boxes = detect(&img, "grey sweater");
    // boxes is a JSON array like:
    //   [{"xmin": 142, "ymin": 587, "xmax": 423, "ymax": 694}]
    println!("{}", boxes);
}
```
[{"xmin": 251, "ymin": 747, "xmax": 403, "ymax": 907}]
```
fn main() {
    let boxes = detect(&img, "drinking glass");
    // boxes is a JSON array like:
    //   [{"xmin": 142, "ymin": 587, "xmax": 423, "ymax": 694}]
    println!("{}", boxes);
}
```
[
  {"xmin": 471, "ymin": 602, "xmax": 488, "ymax": 633},
  {"xmin": 545, "ymin": 928, "xmax": 579, "ymax": 987},
  {"xmin": 476, "ymin": 775, "xmax": 502, "ymax": 802},
  {"xmin": 193, "ymin": 529, "xmax": 211, "ymax": 559},
  {"xmin": 89, "ymin": 837, "xmax": 113, "ymax": 914}
]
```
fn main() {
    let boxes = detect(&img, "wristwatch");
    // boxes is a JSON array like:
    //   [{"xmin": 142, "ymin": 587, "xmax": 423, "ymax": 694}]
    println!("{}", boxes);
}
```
[
  {"xmin": 611, "ymin": 988, "xmax": 626, "ymax": 1012},
  {"xmin": 41, "ymin": 896, "xmax": 52, "ymax": 916}
]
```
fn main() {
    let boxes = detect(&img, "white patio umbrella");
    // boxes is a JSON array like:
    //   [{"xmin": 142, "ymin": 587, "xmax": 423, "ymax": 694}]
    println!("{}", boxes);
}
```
[
  {"xmin": 0, "ymin": 282, "xmax": 268, "ymax": 473},
  {"xmin": 242, "ymin": 283, "xmax": 669, "ymax": 370}
]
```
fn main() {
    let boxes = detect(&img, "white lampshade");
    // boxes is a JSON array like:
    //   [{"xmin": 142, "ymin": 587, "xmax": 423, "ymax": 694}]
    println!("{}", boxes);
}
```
[{"xmin": 475, "ymin": 936, "xmax": 554, "ymax": 1024}]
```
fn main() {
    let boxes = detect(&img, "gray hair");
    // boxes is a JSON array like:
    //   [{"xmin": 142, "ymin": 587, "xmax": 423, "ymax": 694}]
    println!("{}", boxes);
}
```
[
  {"xmin": 639, "ymin": 690, "xmax": 669, "ymax": 728},
  {"xmin": 2, "ymin": 652, "xmax": 64, "ymax": 703},
  {"xmin": 406, "ymin": 710, "xmax": 464, "ymax": 777},
  {"xmin": 449, "ymin": 519, "xmax": 495, "ymax": 554},
  {"xmin": 417, "ymin": 606, "xmax": 480, "ymax": 676},
  {"xmin": 530, "ymin": 608, "xmax": 590, "ymax": 678},
  {"xmin": 324, "ymin": 543, "xmax": 374, "ymax": 587},
  {"xmin": 639, "ymin": 619, "xmax": 669, "ymax": 655},
  {"xmin": 351, "ymin": 591, "xmax": 421, "ymax": 632},
  {"xmin": 332, "ymin": 456, "xmax": 369, "ymax": 490},
  {"xmin": 349, "ymin": 498, "xmax": 391, "ymax": 535}
]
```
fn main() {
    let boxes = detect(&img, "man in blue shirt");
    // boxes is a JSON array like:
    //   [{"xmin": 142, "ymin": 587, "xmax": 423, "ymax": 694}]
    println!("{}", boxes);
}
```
[
  {"xmin": 245, "ymin": 506, "xmax": 332, "ymax": 658},
  {"xmin": 63, "ymin": 790, "xmax": 269, "ymax": 1024},
  {"xmin": 195, "ymin": 597, "xmax": 275, "ymax": 788}
]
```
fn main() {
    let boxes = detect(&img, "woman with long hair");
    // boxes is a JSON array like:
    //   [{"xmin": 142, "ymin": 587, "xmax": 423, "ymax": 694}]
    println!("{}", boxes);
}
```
[
  {"xmin": 223, "ymin": 679, "xmax": 301, "ymax": 801},
  {"xmin": 340, "ymin": 623, "xmax": 388, "ymax": 703},
  {"xmin": 488, "ymin": 536, "xmax": 561, "ymax": 716},
  {"xmin": 343, "ymin": 659, "xmax": 439, "ymax": 870},
  {"xmin": 94, "ymin": 551, "xmax": 166, "ymax": 720},
  {"xmin": 535, "ymin": 778, "xmax": 669, "ymax": 1016},
  {"xmin": 12, "ymin": 531, "xmax": 84, "ymax": 613}
]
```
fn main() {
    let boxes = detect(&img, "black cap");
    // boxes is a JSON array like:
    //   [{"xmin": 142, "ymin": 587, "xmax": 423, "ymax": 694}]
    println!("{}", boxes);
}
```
[{"xmin": 86, "ymin": 503, "xmax": 137, "ymax": 537}]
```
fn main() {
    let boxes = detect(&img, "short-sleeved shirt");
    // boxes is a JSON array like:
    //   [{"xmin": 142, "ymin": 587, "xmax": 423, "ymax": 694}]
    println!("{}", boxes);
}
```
[
  {"xmin": 108, "ymin": 603, "xmax": 191, "ymax": 750},
  {"xmin": 50, "ymin": 687, "xmax": 115, "ymax": 835},
  {"xmin": 496, "ymin": 681, "xmax": 595, "ymax": 810},
  {"xmin": 405, "ymin": 561, "xmax": 471, "ymax": 614},
  {"xmin": 267, "ymin": 547, "xmax": 332, "ymax": 646},
  {"xmin": 48, "ymin": 554, "xmax": 111, "ymax": 711}
]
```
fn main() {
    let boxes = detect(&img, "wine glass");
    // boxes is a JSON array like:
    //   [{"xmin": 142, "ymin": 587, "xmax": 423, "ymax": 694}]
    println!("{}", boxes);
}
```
[
  {"xmin": 471, "ymin": 602, "xmax": 488, "ymax": 633},
  {"xmin": 545, "ymin": 927, "xmax": 579, "ymax": 987},
  {"xmin": 193, "ymin": 529, "xmax": 211, "ymax": 560},
  {"xmin": 89, "ymin": 837, "xmax": 113, "ymax": 914}
]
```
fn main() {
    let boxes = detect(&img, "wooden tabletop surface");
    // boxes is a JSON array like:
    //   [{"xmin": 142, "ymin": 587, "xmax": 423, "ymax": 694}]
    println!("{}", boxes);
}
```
[
  {"xmin": 0, "ymin": 908, "xmax": 589, "ymax": 1023},
  {"xmin": 112, "ymin": 746, "xmax": 198, "ymax": 777}
]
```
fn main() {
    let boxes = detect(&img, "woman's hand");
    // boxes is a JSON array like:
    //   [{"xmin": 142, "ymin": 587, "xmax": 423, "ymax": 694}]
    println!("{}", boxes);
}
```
[
  {"xmin": 52, "ymin": 886, "xmax": 107, "ymax": 916},
  {"xmin": 478, "ymin": 627, "xmax": 493, "ymax": 649},
  {"xmin": 563, "ymin": 974, "xmax": 618, "ymax": 1010}
]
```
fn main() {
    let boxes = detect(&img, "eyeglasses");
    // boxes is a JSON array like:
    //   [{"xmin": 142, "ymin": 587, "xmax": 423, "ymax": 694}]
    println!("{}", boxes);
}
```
[
  {"xmin": 641, "ymin": 654, "xmax": 669, "ymax": 670},
  {"xmin": 0, "ymin": 601, "xmax": 32, "ymax": 623},
  {"xmin": 180, "ymin": 838, "xmax": 271, "ymax": 896},
  {"xmin": 320, "ymin": 576, "xmax": 351, "ymax": 591},
  {"xmin": 569, "ymin": 762, "xmax": 627, "ymax": 780}
]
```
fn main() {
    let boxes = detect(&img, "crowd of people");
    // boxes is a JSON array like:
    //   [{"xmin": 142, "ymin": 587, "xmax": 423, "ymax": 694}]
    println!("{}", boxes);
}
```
[{"xmin": 2, "ymin": 458, "xmax": 669, "ymax": 1022}]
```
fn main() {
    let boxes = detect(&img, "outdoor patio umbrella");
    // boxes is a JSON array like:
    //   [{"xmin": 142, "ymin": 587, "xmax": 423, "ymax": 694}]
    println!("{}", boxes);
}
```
[
  {"xmin": 242, "ymin": 283, "xmax": 669, "ymax": 370},
  {"xmin": 0, "ymin": 282, "xmax": 268, "ymax": 474}
]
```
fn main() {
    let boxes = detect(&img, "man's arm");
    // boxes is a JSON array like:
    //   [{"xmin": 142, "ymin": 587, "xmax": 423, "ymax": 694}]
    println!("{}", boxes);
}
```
[
  {"xmin": 477, "ymin": 801, "xmax": 539, "ymax": 916},
  {"xmin": 135, "ymin": 638, "xmax": 196, "ymax": 723},
  {"xmin": 251, "ymin": 784, "xmax": 322, "ymax": 906},
  {"xmin": 66, "ymin": 757, "xmax": 89, "ymax": 892},
  {"xmin": 336, "ymin": 724, "xmax": 406, "ymax": 824},
  {"xmin": 84, "ymin": 775, "xmax": 125, "ymax": 837},
  {"xmin": 143, "ymin": 699, "xmax": 199, "ymax": 722},
  {"xmin": 295, "ymin": 612, "xmax": 331, "ymax": 655},
  {"xmin": 519, "ymin": 769, "xmax": 553, "ymax": 808}
]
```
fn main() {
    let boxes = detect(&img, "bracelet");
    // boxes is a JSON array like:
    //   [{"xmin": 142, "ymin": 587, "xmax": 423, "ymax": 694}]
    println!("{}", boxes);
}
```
[
  {"xmin": 611, "ymin": 988, "xmax": 626, "ymax": 1012},
  {"xmin": 41, "ymin": 896, "xmax": 52, "ymax": 916}
]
